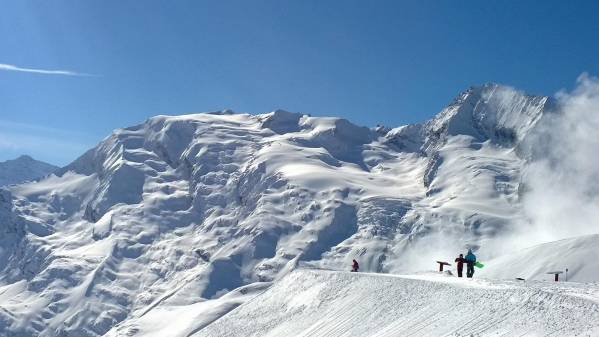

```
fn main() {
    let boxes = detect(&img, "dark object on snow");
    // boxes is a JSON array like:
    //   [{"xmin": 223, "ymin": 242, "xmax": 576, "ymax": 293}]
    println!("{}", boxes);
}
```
[
  {"xmin": 195, "ymin": 249, "xmax": 211, "ymax": 262},
  {"xmin": 464, "ymin": 249, "xmax": 477, "ymax": 278},
  {"xmin": 436, "ymin": 261, "xmax": 451, "ymax": 272},
  {"xmin": 516, "ymin": 277, "xmax": 525, "ymax": 281},
  {"xmin": 546, "ymin": 271, "xmax": 563, "ymax": 282},
  {"xmin": 454, "ymin": 254, "xmax": 465, "ymax": 277},
  {"xmin": 466, "ymin": 263, "xmax": 475, "ymax": 278},
  {"xmin": 351, "ymin": 259, "xmax": 359, "ymax": 272}
]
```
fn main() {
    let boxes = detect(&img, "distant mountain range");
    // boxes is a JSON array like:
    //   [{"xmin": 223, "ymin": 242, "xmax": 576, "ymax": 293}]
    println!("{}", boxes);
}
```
[{"xmin": 0, "ymin": 155, "xmax": 58, "ymax": 186}]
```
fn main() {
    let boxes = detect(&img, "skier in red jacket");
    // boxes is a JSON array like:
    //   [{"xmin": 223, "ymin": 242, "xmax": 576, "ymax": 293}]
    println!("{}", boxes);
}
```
[
  {"xmin": 454, "ymin": 254, "xmax": 465, "ymax": 277},
  {"xmin": 351, "ymin": 259, "xmax": 359, "ymax": 272}
]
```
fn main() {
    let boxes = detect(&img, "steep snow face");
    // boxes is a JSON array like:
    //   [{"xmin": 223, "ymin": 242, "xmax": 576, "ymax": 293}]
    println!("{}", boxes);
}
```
[
  {"xmin": 424, "ymin": 84, "xmax": 551, "ymax": 150},
  {"xmin": 0, "ymin": 84, "xmax": 558, "ymax": 337},
  {"xmin": 0, "ymin": 155, "xmax": 58, "ymax": 187},
  {"xmin": 194, "ymin": 269, "xmax": 599, "ymax": 337}
]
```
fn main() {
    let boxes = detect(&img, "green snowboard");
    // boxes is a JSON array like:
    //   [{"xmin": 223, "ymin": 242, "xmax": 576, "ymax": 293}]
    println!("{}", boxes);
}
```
[{"xmin": 475, "ymin": 261, "xmax": 485, "ymax": 269}]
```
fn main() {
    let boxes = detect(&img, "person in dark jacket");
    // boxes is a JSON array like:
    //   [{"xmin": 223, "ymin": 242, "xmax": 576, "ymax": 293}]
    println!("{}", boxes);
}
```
[
  {"xmin": 464, "ymin": 249, "xmax": 477, "ymax": 278},
  {"xmin": 454, "ymin": 254, "xmax": 465, "ymax": 277},
  {"xmin": 351, "ymin": 259, "xmax": 359, "ymax": 272}
]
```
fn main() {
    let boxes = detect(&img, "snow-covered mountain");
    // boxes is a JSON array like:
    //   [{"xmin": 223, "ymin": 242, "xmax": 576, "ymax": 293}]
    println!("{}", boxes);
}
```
[
  {"xmin": 0, "ymin": 155, "xmax": 58, "ymax": 187},
  {"xmin": 1, "ymin": 83, "xmax": 595, "ymax": 337}
]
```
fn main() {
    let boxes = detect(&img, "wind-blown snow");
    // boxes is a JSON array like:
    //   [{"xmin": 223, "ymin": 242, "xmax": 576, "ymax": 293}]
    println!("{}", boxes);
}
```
[
  {"xmin": 0, "ymin": 81, "xmax": 598, "ymax": 337},
  {"xmin": 519, "ymin": 74, "xmax": 599, "ymax": 246}
]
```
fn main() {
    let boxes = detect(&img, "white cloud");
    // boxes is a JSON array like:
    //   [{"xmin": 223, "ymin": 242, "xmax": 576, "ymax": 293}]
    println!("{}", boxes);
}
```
[
  {"xmin": 0, "ymin": 63, "xmax": 96, "ymax": 76},
  {"xmin": 519, "ymin": 73, "xmax": 599, "ymax": 245}
]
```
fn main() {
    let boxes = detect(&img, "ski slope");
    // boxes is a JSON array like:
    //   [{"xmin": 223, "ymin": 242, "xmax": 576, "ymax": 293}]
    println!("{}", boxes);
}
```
[
  {"xmin": 194, "ymin": 269, "xmax": 599, "ymax": 337},
  {"xmin": 479, "ymin": 234, "xmax": 599, "ymax": 283}
]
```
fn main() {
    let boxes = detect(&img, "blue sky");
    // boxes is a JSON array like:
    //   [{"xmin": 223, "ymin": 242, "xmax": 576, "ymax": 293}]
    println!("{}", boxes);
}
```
[{"xmin": 2, "ymin": 1, "xmax": 599, "ymax": 166}]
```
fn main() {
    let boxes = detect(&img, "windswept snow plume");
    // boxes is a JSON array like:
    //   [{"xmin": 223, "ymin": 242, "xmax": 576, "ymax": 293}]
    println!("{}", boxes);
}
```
[{"xmin": 521, "ymin": 74, "xmax": 599, "ymax": 245}]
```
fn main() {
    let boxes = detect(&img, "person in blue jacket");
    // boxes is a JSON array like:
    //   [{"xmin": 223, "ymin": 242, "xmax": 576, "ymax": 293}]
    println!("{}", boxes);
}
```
[{"xmin": 464, "ymin": 249, "xmax": 477, "ymax": 278}]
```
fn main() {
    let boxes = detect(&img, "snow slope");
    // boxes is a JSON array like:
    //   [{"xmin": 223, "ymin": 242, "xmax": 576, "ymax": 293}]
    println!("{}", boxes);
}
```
[
  {"xmin": 194, "ymin": 269, "xmax": 599, "ymax": 337},
  {"xmin": 0, "ymin": 83, "xmax": 593, "ymax": 337},
  {"xmin": 0, "ymin": 155, "xmax": 58, "ymax": 187},
  {"xmin": 479, "ymin": 234, "xmax": 599, "ymax": 283}
]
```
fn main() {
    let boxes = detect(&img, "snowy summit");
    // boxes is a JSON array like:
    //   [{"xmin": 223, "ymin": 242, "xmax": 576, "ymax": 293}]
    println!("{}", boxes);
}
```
[{"xmin": 1, "ymin": 84, "xmax": 598, "ymax": 336}]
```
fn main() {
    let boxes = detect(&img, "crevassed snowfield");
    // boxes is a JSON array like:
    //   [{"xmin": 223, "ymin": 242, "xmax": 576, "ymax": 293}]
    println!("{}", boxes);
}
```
[{"xmin": 1, "ymin": 83, "xmax": 599, "ymax": 336}]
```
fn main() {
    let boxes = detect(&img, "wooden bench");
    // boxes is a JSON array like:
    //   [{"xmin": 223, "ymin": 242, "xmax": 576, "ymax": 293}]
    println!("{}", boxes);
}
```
[
  {"xmin": 546, "ymin": 271, "xmax": 563, "ymax": 282},
  {"xmin": 436, "ymin": 261, "xmax": 451, "ymax": 272}
]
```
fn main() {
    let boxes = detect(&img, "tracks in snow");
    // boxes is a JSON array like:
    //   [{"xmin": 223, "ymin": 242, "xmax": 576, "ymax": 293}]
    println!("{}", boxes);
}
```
[{"xmin": 193, "ymin": 270, "xmax": 599, "ymax": 337}]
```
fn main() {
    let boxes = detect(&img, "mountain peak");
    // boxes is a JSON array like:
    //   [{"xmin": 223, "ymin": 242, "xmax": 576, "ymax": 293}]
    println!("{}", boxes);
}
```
[
  {"xmin": 260, "ymin": 110, "xmax": 305, "ymax": 134},
  {"xmin": 15, "ymin": 154, "xmax": 34, "ymax": 161},
  {"xmin": 0, "ymin": 155, "xmax": 58, "ymax": 186},
  {"xmin": 425, "ymin": 83, "xmax": 551, "ymax": 147}
]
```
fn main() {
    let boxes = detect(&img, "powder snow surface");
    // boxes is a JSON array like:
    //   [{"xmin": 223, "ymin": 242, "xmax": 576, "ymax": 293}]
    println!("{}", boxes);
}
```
[{"xmin": 195, "ymin": 269, "xmax": 599, "ymax": 337}]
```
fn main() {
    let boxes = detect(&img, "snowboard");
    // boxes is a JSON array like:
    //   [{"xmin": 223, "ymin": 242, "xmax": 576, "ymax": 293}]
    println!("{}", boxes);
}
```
[{"xmin": 475, "ymin": 261, "xmax": 484, "ymax": 269}]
